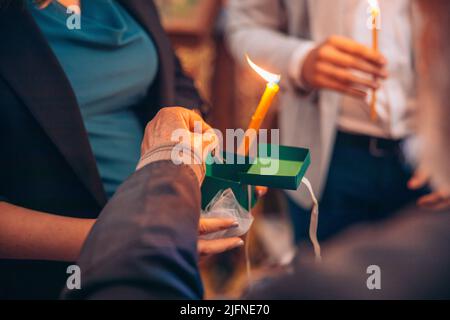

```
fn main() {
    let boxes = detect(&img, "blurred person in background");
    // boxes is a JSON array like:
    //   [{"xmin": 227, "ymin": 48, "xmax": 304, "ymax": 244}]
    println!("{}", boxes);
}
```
[
  {"xmin": 225, "ymin": 0, "xmax": 450, "ymax": 243},
  {"xmin": 64, "ymin": 0, "xmax": 450, "ymax": 300},
  {"xmin": 0, "ymin": 0, "xmax": 242, "ymax": 299}
]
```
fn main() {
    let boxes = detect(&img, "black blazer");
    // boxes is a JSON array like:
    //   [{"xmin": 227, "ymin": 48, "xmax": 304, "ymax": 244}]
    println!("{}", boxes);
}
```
[{"xmin": 0, "ymin": 0, "xmax": 204, "ymax": 299}]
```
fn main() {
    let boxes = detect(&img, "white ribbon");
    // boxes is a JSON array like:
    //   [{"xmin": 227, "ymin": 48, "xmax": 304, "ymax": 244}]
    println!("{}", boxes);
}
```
[{"xmin": 301, "ymin": 177, "xmax": 322, "ymax": 262}]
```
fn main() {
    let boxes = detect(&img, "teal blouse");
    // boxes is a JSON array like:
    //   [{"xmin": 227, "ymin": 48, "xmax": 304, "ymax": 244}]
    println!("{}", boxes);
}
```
[{"xmin": 28, "ymin": 0, "xmax": 159, "ymax": 198}]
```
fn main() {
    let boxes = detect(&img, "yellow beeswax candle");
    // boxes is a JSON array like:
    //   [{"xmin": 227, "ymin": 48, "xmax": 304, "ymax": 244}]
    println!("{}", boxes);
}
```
[
  {"xmin": 241, "ymin": 56, "xmax": 281, "ymax": 156},
  {"xmin": 248, "ymin": 82, "xmax": 280, "ymax": 132}
]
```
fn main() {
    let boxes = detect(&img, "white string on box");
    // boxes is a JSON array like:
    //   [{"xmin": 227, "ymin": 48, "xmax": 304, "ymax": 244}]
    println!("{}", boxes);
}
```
[
  {"xmin": 301, "ymin": 177, "xmax": 322, "ymax": 262},
  {"xmin": 245, "ymin": 185, "xmax": 253, "ymax": 288},
  {"xmin": 244, "ymin": 177, "xmax": 322, "ymax": 291}
]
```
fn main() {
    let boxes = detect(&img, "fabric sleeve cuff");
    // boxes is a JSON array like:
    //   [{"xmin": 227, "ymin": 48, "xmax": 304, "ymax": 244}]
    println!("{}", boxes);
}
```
[
  {"xmin": 136, "ymin": 144, "xmax": 206, "ymax": 185},
  {"xmin": 289, "ymin": 41, "xmax": 317, "ymax": 92}
]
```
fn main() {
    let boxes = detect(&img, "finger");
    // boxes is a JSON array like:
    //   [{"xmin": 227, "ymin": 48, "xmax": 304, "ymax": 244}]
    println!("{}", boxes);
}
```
[
  {"xmin": 202, "ymin": 130, "xmax": 220, "ymax": 151},
  {"xmin": 198, "ymin": 238, "xmax": 244, "ymax": 256},
  {"xmin": 424, "ymin": 199, "xmax": 450, "ymax": 211},
  {"xmin": 408, "ymin": 170, "xmax": 430, "ymax": 190},
  {"xmin": 428, "ymin": 198, "xmax": 450, "ymax": 211},
  {"xmin": 328, "ymin": 35, "xmax": 387, "ymax": 66},
  {"xmin": 319, "ymin": 46, "xmax": 388, "ymax": 79},
  {"xmin": 315, "ymin": 74, "xmax": 368, "ymax": 99},
  {"xmin": 169, "ymin": 106, "xmax": 212, "ymax": 133},
  {"xmin": 417, "ymin": 192, "xmax": 448, "ymax": 208},
  {"xmin": 185, "ymin": 110, "xmax": 213, "ymax": 133},
  {"xmin": 191, "ymin": 132, "xmax": 220, "ymax": 162},
  {"xmin": 418, "ymin": 197, "xmax": 450, "ymax": 211},
  {"xmin": 198, "ymin": 218, "xmax": 239, "ymax": 235},
  {"xmin": 255, "ymin": 186, "xmax": 269, "ymax": 198},
  {"xmin": 317, "ymin": 62, "xmax": 380, "ymax": 90}
]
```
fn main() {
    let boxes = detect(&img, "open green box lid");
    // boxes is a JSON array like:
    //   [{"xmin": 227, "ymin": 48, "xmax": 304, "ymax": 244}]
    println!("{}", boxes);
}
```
[{"xmin": 201, "ymin": 144, "xmax": 311, "ymax": 209}]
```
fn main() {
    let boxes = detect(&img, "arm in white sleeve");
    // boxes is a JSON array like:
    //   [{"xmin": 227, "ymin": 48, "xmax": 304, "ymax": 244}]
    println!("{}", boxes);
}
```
[
  {"xmin": 225, "ymin": 0, "xmax": 316, "ymax": 90},
  {"xmin": 289, "ymin": 42, "xmax": 316, "ymax": 91}
]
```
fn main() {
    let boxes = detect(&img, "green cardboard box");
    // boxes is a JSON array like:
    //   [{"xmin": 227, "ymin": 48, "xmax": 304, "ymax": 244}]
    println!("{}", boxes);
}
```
[{"xmin": 201, "ymin": 144, "xmax": 311, "ymax": 209}]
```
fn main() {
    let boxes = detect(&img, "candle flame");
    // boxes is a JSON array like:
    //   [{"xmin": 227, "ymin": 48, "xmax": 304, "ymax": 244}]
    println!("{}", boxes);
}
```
[
  {"xmin": 246, "ymin": 54, "xmax": 281, "ymax": 84},
  {"xmin": 368, "ymin": 0, "xmax": 380, "ymax": 16}
]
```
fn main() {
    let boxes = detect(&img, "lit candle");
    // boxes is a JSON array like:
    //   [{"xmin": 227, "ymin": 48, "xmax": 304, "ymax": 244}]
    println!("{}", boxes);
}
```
[
  {"xmin": 242, "ymin": 55, "xmax": 281, "ymax": 155},
  {"xmin": 368, "ymin": 0, "xmax": 380, "ymax": 122}
]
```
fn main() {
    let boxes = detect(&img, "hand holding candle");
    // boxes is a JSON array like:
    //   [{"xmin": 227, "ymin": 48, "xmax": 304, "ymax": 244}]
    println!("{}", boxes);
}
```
[{"xmin": 301, "ymin": 36, "xmax": 387, "ymax": 100}]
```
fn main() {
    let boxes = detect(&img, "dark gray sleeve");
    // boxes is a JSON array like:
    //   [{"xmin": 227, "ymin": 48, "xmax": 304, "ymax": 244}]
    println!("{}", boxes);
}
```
[
  {"xmin": 246, "ymin": 211, "xmax": 450, "ymax": 300},
  {"xmin": 62, "ymin": 161, "xmax": 203, "ymax": 300}
]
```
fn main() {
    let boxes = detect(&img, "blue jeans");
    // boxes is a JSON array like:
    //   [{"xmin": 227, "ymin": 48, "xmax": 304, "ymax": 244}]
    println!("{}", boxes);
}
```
[{"xmin": 288, "ymin": 132, "xmax": 430, "ymax": 243}]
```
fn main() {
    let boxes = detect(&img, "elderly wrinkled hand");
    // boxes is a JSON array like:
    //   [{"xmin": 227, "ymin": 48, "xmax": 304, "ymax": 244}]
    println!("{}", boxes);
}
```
[
  {"xmin": 137, "ymin": 107, "xmax": 218, "ymax": 184},
  {"xmin": 136, "ymin": 107, "xmax": 244, "ymax": 257}
]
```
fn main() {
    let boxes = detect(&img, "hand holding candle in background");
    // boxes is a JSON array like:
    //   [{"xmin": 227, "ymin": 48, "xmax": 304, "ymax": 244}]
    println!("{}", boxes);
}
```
[{"xmin": 301, "ymin": 35, "xmax": 388, "ymax": 99}]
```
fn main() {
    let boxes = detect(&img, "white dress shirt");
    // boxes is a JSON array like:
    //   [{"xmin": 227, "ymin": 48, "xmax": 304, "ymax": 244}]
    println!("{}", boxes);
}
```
[{"xmin": 337, "ymin": 0, "xmax": 416, "ymax": 139}]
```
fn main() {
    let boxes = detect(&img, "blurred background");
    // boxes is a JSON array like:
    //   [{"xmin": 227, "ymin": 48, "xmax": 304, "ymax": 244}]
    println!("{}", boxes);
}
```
[{"xmin": 154, "ymin": 0, "xmax": 295, "ymax": 299}]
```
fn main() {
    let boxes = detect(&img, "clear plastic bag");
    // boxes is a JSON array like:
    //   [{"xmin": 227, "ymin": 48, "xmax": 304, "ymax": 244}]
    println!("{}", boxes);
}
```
[{"xmin": 200, "ymin": 188, "xmax": 254, "ymax": 240}]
